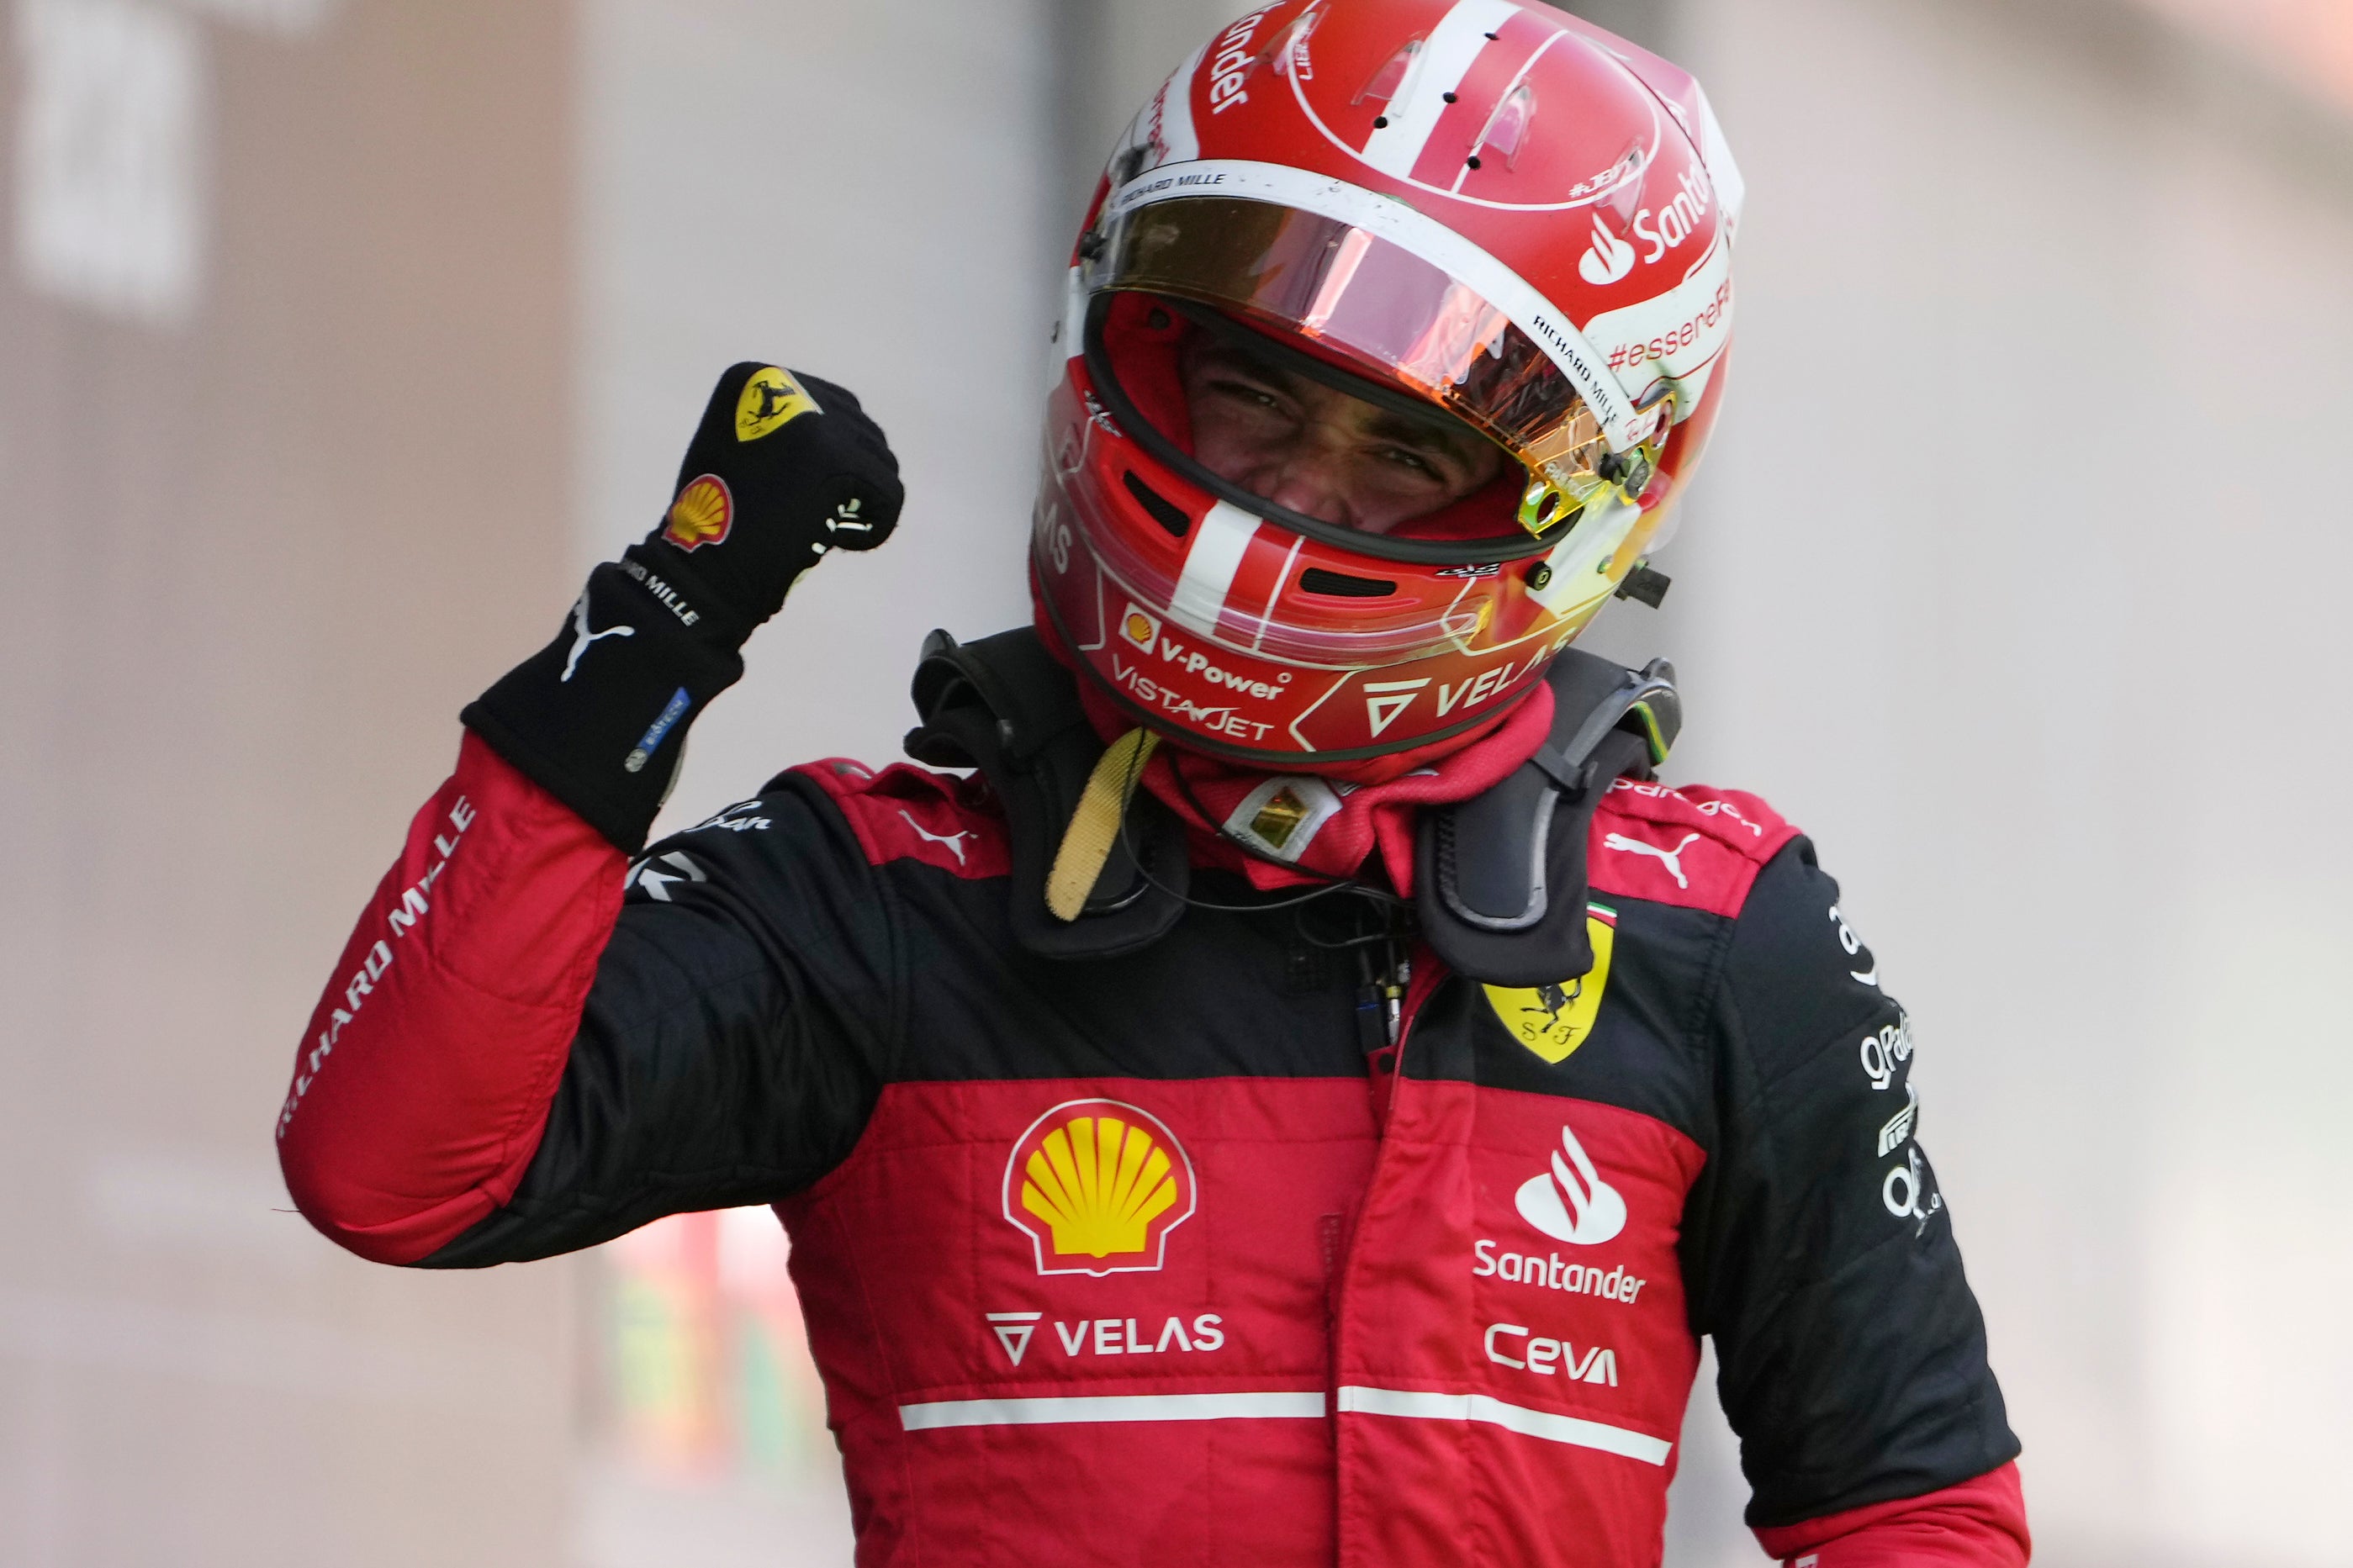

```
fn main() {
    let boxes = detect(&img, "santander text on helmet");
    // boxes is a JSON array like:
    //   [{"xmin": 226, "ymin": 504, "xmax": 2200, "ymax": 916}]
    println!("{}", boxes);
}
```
[
  {"xmin": 1579, "ymin": 163, "xmax": 1715, "ymax": 288},
  {"xmin": 1205, "ymin": 6, "xmax": 1280, "ymax": 115}
]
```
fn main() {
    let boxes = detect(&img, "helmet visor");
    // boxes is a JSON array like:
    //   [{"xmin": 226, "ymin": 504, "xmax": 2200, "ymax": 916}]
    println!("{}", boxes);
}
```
[{"xmin": 1089, "ymin": 194, "xmax": 1649, "ymax": 513}]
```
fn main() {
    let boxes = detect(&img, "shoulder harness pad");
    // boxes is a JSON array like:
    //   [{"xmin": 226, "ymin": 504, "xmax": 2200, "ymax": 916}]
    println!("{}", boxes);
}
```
[{"xmin": 1414, "ymin": 649, "xmax": 1679, "ymax": 985}]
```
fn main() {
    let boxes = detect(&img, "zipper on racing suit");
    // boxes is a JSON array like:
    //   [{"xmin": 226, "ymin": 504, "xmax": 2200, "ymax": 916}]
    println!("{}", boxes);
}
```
[{"xmin": 1359, "ymin": 934, "xmax": 1445, "ymax": 1127}]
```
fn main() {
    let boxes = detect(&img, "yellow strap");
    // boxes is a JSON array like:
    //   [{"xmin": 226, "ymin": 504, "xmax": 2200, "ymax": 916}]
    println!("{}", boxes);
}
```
[{"xmin": 1045, "ymin": 727, "xmax": 1161, "ymax": 921}]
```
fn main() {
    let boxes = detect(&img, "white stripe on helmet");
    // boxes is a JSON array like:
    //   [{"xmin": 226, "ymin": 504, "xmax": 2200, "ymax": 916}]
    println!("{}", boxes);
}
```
[
  {"xmin": 1169, "ymin": 499, "xmax": 1260, "ymax": 636},
  {"xmin": 1357, "ymin": 0, "xmax": 1521, "ymax": 179}
]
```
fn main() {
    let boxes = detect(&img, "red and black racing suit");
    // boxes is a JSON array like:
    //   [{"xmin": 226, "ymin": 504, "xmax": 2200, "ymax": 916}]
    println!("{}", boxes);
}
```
[{"xmin": 278, "ymin": 717, "xmax": 2028, "ymax": 1566}]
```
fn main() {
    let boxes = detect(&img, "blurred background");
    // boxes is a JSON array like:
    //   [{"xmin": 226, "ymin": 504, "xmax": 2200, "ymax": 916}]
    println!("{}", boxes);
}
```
[{"xmin": 4, "ymin": 0, "xmax": 2350, "ymax": 1562}]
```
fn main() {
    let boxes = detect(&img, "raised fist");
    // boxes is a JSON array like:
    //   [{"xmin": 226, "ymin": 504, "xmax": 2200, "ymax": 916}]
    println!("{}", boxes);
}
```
[
  {"xmin": 627, "ymin": 363, "xmax": 905, "ymax": 633},
  {"xmin": 463, "ymin": 364, "xmax": 905, "ymax": 850}
]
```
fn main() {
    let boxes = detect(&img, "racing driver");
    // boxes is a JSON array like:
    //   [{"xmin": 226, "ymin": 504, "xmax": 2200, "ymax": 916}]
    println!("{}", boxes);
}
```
[{"xmin": 278, "ymin": 3, "xmax": 2030, "ymax": 1563}]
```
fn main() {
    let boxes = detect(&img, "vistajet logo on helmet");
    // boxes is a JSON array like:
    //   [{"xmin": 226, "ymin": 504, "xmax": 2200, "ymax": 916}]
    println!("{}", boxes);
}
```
[{"xmin": 1034, "ymin": 0, "xmax": 1742, "ymax": 768}]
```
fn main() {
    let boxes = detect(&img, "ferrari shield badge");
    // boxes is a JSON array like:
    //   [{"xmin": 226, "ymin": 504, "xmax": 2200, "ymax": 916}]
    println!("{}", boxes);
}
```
[
  {"xmin": 734, "ymin": 366, "xmax": 822, "ymax": 441},
  {"xmin": 1483, "ymin": 904, "xmax": 1618, "ymax": 1064}
]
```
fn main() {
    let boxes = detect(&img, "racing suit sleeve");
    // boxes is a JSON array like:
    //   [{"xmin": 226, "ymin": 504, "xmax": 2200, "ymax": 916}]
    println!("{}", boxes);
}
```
[
  {"xmin": 1677, "ymin": 837, "xmax": 2028, "ymax": 1564},
  {"xmin": 276, "ymin": 731, "xmax": 896, "ymax": 1266},
  {"xmin": 1752, "ymin": 1461, "xmax": 2028, "ymax": 1566}
]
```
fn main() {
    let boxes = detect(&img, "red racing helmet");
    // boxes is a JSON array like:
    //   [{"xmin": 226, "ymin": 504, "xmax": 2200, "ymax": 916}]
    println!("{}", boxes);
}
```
[{"xmin": 1031, "ymin": 0, "xmax": 1742, "ymax": 768}]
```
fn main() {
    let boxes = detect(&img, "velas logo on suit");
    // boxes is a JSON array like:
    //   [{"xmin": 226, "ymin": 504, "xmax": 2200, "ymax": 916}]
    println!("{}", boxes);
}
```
[{"xmin": 1002, "ymin": 1099, "xmax": 1197, "ymax": 1277}]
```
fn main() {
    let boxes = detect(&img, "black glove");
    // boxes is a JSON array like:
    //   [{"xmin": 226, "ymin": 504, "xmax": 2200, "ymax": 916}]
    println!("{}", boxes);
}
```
[
  {"xmin": 462, "ymin": 364, "xmax": 904, "ymax": 850},
  {"xmin": 624, "ymin": 363, "xmax": 903, "ymax": 639}
]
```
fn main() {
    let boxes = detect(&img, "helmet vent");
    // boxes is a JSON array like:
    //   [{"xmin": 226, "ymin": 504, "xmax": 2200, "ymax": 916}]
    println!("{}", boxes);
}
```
[
  {"xmin": 1299, "ymin": 567, "xmax": 1397, "ymax": 599},
  {"xmin": 1122, "ymin": 471, "xmax": 1191, "ymax": 538}
]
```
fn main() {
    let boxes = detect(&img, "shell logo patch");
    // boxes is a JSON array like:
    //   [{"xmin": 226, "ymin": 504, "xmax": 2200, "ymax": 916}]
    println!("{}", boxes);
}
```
[
  {"xmin": 1118, "ymin": 602, "xmax": 1161, "ymax": 654},
  {"xmin": 1002, "ymin": 1099, "xmax": 1197, "ymax": 1277},
  {"xmin": 735, "ymin": 366, "xmax": 821, "ymax": 441},
  {"xmin": 1483, "ymin": 904, "xmax": 1617, "ymax": 1064},
  {"xmin": 664, "ymin": 473, "xmax": 733, "ymax": 552}
]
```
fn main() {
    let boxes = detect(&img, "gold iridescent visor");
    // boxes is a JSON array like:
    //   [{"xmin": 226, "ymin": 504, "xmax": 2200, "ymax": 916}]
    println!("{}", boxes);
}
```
[{"xmin": 1090, "ymin": 195, "xmax": 1646, "ymax": 531}]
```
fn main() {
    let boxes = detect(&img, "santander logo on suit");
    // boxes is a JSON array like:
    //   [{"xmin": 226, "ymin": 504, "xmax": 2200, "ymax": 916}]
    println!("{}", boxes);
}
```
[{"xmin": 1516, "ymin": 1123, "xmax": 1628, "ymax": 1245}]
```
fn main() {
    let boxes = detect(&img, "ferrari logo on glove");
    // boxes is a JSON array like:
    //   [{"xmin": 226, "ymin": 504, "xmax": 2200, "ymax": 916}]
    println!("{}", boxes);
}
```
[{"xmin": 735, "ymin": 366, "xmax": 822, "ymax": 441}]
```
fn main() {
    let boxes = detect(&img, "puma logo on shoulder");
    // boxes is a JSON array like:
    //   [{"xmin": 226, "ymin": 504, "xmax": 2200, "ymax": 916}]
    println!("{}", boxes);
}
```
[
  {"xmin": 1601, "ymin": 830, "xmax": 1700, "ymax": 890},
  {"xmin": 899, "ymin": 810, "xmax": 973, "ymax": 864}
]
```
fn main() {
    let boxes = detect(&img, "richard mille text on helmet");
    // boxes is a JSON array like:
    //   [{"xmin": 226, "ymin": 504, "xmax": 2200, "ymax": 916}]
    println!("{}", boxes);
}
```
[{"xmin": 276, "ymin": 3, "xmax": 2029, "ymax": 1565}]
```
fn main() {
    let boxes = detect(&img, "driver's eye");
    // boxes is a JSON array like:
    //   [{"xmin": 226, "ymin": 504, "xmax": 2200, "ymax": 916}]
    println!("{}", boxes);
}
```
[{"xmin": 1213, "ymin": 378, "xmax": 1287, "ymax": 412}]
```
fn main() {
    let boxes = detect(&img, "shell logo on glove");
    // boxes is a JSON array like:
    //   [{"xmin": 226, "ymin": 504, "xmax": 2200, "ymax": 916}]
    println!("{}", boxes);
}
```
[
  {"xmin": 664, "ymin": 473, "xmax": 733, "ymax": 551},
  {"xmin": 1002, "ymin": 1099, "xmax": 1197, "ymax": 1276}
]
